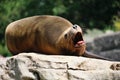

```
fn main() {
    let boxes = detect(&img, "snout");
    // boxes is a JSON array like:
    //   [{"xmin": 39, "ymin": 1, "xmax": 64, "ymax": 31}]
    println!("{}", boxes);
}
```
[{"xmin": 72, "ymin": 24, "xmax": 82, "ymax": 32}]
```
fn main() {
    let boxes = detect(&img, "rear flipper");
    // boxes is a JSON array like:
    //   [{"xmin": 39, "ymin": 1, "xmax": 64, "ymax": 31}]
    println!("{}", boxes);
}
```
[{"xmin": 83, "ymin": 51, "xmax": 114, "ymax": 61}]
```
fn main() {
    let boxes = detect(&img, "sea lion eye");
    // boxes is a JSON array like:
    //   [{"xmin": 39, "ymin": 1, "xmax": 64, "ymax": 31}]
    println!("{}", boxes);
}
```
[{"xmin": 64, "ymin": 34, "xmax": 67, "ymax": 39}]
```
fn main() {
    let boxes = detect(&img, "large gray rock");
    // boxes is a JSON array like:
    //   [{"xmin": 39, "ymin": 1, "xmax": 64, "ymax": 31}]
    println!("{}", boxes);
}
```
[
  {"xmin": 93, "ymin": 31, "xmax": 120, "ymax": 51},
  {"xmin": 86, "ymin": 31, "xmax": 120, "ymax": 61},
  {"xmin": 0, "ymin": 53, "xmax": 120, "ymax": 80}
]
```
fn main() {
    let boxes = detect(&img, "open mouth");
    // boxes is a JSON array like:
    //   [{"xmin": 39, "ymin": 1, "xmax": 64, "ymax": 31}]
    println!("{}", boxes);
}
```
[{"xmin": 73, "ymin": 32, "xmax": 85, "ymax": 48}]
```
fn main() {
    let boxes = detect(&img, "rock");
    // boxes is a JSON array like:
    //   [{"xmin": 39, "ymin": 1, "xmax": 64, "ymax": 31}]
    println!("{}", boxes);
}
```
[
  {"xmin": 0, "ymin": 53, "xmax": 120, "ymax": 80},
  {"xmin": 99, "ymin": 49, "xmax": 120, "ymax": 61},
  {"xmin": 93, "ymin": 31, "xmax": 120, "ymax": 51},
  {"xmin": 86, "ymin": 31, "xmax": 120, "ymax": 61}
]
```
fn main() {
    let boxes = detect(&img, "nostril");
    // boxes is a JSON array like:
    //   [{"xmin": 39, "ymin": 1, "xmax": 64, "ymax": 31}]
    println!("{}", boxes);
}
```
[{"xmin": 73, "ymin": 24, "xmax": 77, "ymax": 29}]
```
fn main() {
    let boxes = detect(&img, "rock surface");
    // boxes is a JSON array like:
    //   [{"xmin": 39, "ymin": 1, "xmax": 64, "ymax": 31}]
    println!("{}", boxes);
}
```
[
  {"xmin": 86, "ymin": 31, "xmax": 120, "ymax": 61},
  {"xmin": 0, "ymin": 53, "xmax": 120, "ymax": 80}
]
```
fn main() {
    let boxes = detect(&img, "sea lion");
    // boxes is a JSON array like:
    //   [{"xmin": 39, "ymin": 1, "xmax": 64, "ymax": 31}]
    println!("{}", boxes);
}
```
[{"xmin": 5, "ymin": 15, "xmax": 108, "ymax": 60}]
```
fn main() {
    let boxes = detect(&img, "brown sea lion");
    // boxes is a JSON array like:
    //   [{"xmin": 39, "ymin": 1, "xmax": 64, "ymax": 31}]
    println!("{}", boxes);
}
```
[{"xmin": 5, "ymin": 15, "xmax": 108, "ymax": 60}]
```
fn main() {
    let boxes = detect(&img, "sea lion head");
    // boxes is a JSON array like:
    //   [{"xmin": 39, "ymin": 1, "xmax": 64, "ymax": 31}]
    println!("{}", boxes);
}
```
[{"xmin": 57, "ymin": 24, "xmax": 86, "ymax": 56}]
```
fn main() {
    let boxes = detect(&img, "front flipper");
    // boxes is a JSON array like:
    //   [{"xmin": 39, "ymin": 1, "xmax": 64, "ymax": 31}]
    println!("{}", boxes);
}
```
[{"xmin": 83, "ymin": 51, "xmax": 114, "ymax": 61}]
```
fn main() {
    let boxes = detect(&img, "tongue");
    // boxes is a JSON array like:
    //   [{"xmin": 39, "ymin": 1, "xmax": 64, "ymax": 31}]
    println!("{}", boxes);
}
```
[
  {"xmin": 77, "ymin": 41, "xmax": 85, "ymax": 44},
  {"xmin": 75, "ymin": 41, "xmax": 85, "ymax": 48}
]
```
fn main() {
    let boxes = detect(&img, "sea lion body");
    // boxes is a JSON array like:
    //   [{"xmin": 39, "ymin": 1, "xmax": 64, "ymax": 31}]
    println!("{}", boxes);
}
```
[
  {"xmin": 5, "ymin": 15, "xmax": 110, "ymax": 60},
  {"xmin": 5, "ymin": 15, "xmax": 85, "ymax": 56}
]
